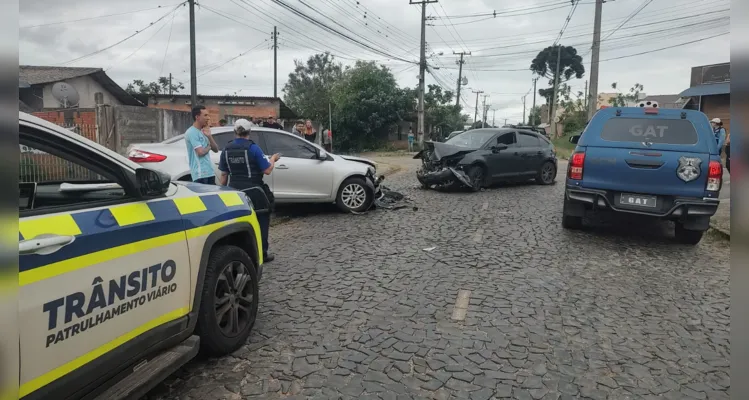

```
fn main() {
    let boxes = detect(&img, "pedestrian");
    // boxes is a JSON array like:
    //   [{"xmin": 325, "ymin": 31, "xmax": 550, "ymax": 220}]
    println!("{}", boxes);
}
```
[
  {"xmin": 292, "ymin": 121, "xmax": 305, "ymax": 138},
  {"xmin": 407, "ymin": 126, "xmax": 415, "ymax": 152},
  {"xmin": 710, "ymin": 118, "xmax": 727, "ymax": 155},
  {"xmin": 264, "ymin": 116, "xmax": 284, "ymax": 130},
  {"xmin": 725, "ymin": 130, "xmax": 731, "ymax": 174},
  {"xmin": 218, "ymin": 119, "xmax": 281, "ymax": 262},
  {"xmin": 322, "ymin": 128, "xmax": 332, "ymax": 152},
  {"xmin": 185, "ymin": 105, "xmax": 219, "ymax": 184},
  {"xmin": 303, "ymin": 119, "xmax": 317, "ymax": 143},
  {"xmin": 219, "ymin": 119, "xmax": 227, "ymax": 127}
]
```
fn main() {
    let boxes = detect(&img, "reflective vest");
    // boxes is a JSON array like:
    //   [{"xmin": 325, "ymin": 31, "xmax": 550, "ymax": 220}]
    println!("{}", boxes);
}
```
[{"xmin": 223, "ymin": 139, "xmax": 265, "ymax": 189}]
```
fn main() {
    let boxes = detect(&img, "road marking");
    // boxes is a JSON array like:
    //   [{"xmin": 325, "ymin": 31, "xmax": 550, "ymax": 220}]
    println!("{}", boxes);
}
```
[
  {"xmin": 472, "ymin": 228, "xmax": 484, "ymax": 243},
  {"xmin": 451, "ymin": 290, "xmax": 471, "ymax": 321},
  {"xmin": 481, "ymin": 201, "xmax": 488, "ymax": 210}
]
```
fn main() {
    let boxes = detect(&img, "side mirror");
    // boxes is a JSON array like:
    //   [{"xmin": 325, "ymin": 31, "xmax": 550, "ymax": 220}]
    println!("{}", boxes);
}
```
[
  {"xmin": 569, "ymin": 135, "xmax": 581, "ymax": 144},
  {"xmin": 135, "ymin": 168, "xmax": 170, "ymax": 197},
  {"xmin": 492, "ymin": 143, "xmax": 508, "ymax": 152},
  {"xmin": 317, "ymin": 149, "xmax": 329, "ymax": 160}
]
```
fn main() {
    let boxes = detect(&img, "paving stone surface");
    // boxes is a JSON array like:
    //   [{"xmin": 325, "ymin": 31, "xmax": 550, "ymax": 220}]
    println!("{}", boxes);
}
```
[{"xmin": 145, "ymin": 156, "xmax": 730, "ymax": 400}]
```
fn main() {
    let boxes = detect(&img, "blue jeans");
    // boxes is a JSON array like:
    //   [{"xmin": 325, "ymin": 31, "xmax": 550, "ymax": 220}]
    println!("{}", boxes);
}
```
[{"xmin": 194, "ymin": 177, "xmax": 214, "ymax": 184}]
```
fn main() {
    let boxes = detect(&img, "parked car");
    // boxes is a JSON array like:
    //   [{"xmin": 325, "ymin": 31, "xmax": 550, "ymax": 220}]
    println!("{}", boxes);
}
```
[
  {"xmin": 414, "ymin": 128, "xmax": 558, "ymax": 191},
  {"xmin": 127, "ymin": 127, "xmax": 381, "ymax": 213},
  {"xmin": 562, "ymin": 106, "xmax": 723, "ymax": 244},
  {"xmin": 503, "ymin": 124, "xmax": 548, "ymax": 138},
  {"xmin": 445, "ymin": 130, "xmax": 465, "ymax": 141}
]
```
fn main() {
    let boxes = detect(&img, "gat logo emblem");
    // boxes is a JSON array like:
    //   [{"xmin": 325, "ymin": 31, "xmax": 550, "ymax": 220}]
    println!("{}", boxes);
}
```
[{"xmin": 677, "ymin": 156, "xmax": 702, "ymax": 182}]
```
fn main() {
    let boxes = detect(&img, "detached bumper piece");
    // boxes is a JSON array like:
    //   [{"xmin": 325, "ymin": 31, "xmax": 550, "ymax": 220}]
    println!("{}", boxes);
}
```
[
  {"xmin": 417, "ymin": 167, "xmax": 473, "ymax": 189},
  {"xmin": 565, "ymin": 187, "xmax": 720, "ymax": 218}
]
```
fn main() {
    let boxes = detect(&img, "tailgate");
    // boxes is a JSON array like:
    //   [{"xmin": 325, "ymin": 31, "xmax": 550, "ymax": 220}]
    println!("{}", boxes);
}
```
[{"xmin": 581, "ymin": 146, "xmax": 709, "ymax": 197}]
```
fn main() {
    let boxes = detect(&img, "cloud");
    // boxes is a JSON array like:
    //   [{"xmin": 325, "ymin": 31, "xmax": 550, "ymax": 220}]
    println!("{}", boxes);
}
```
[{"xmin": 19, "ymin": 0, "xmax": 730, "ymax": 121}]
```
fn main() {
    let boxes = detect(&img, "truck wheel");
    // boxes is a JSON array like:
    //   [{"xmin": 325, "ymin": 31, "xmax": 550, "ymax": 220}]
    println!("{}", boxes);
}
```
[
  {"xmin": 195, "ymin": 245, "xmax": 259, "ymax": 356},
  {"xmin": 562, "ymin": 199, "xmax": 583, "ymax": 230},
  {"xmin": 674, "ymin": 223, "xmax": 704, "ymax": 245},
  {"xmin": 336, "ymin": 177, "xmax": 373, "ymax": 213}
]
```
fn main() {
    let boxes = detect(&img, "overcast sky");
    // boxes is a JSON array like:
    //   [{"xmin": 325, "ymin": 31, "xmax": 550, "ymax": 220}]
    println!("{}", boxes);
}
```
[{"xmin": 20, "ymin": 0, "xmax": 730, "ymax": 123}]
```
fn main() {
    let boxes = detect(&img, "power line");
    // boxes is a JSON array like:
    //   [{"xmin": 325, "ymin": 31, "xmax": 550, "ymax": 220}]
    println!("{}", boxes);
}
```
[
  {"xmin": 20, "ymin": 3, "xmax": 184, "ymax": 29},
  {"xmin": 429, "ymin": 0, "xmax": 574, "ymax": 19},
  {"xmin": 59, "ymin": 2, "xmax": 186, "ymax": 66},
  {"xmin": 195, "ymin": 40, "xmax": 269, "ymax": 78},
  {"xmin": 105, "ymin": 6, "xmax": 181, "ymax": 72},
  {"xmin": 553, "ymin": 0, "xmax": 581, "ymax": 45},
  {"xmin": 584, "ymin": 0, "xmax": 655, "ymax": 56},
  {"xmin": 159, "ymin": 7, "xmax": 181, "ymax": 77}
]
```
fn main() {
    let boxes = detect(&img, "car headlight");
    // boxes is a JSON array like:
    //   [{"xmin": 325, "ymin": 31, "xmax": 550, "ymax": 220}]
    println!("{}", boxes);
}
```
[{"xmin": 368, "ymin": 166, "xmax": 376, "ymax": 176}]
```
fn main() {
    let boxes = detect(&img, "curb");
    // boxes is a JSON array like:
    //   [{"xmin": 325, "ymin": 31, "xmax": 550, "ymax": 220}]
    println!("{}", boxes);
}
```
[{"xmin": 709, "ymin": 224, "xmax": 730, "ymax": 240}]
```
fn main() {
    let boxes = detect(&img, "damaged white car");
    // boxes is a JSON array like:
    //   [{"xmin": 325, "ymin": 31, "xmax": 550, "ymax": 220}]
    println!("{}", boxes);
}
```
[{"xmin": 414, "ymin": 128, "xmax": 558, "ymax": 191}]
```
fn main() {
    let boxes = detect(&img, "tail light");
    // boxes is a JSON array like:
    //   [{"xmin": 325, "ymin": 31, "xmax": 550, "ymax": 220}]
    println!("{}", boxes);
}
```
[
  {"xmin": 568, "ymin": 152, "xmax": 585, "ymax": 180},
  {"xmin": 707, "ymin": 160, "xmax": 722, "ymax": 191},
  {"xmin": 128, "ymin": 149, "xmax": 167, "ymax": 163}
]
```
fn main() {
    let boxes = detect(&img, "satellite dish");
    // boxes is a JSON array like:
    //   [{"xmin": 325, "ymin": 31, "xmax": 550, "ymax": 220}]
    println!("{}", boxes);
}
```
[
  {"xmin": 51, "ymin": 82, "xmax": 80, "ymax": 108},
  {"xmin": 461, "ymin": 77, "xmax": 468, "ymax": 85}
]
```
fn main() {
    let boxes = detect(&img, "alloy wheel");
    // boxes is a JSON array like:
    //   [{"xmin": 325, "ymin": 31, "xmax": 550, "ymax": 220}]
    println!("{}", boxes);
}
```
[
  {"xmin": 214, "ymin": 260, "xmax": 256, "ymax": 338},
  {"xmin": 341, "ymin": 183, "xmax": 367, "ymax": 209},
  {"xmin": 542, "ymin": 163, "xmax": 555, "ymax": 183}
]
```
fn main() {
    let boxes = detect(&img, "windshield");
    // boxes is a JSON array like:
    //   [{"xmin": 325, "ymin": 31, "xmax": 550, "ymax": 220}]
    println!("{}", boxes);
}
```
[
  {"xmin": 444, "ymin": 130, "xmax": 496, "ymax": 148},
  {"xmin": 600, "ymin": 118, "xmax": 699, "ymax": 145}
]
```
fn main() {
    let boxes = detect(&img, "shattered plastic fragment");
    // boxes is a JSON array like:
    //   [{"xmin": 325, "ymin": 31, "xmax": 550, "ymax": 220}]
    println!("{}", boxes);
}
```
[{"xmin": 423, "ymin": 246, "xmax": 436, "ymax": 251}]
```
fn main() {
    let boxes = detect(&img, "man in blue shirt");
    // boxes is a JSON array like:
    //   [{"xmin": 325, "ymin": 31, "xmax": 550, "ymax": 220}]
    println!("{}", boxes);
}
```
[
  {"xmin": 218, "ymin": 119, "xmax": 280, "ymax": 262},
  {"xmin": 711, "ymin": 117, "xmax": 727, "ymax": 155},
  {"xmin": 185, "ymin": 105, "xmax": 219, "ymax": 184}
]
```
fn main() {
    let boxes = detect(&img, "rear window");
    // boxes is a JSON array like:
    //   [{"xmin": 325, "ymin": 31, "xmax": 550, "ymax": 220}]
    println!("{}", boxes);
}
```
[{"xmin": 600, "ymin": 118, "xmax": 699, "ymax": 145}]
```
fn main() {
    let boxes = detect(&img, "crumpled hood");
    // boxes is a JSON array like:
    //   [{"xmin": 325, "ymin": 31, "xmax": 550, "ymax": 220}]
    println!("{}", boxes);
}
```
[
  {"xmin": 339, "ymin": 155, "xmax": 376, "ymax": 168},
  {"xmin": 413, "ymin": 141, "xmax": 478, "ymax": 160}
]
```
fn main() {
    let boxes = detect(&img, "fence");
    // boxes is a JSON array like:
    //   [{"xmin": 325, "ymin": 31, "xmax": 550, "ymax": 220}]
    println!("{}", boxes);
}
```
[{"xmin": 20, "ymin": 123, "xmax": 105, "ymax": 183}]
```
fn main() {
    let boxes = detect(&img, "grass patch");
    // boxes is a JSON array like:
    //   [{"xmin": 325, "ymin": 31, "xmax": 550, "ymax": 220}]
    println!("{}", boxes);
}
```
[{"xmin": 551, "ymin": 134, "xmax": 576, "ymax": 160}]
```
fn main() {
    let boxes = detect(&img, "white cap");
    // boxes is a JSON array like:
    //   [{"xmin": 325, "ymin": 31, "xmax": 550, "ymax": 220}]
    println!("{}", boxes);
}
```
[
  {"xmin": 711, "ymin": 118, "xmax": 721, "ymax": 124},
  {"xmin": 234, "ymin": 119, "xmax": 253, "ymax": 131}
]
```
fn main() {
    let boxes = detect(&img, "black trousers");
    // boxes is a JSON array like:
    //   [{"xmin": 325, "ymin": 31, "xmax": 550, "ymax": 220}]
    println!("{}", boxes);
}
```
[
  {"xmin": 725, "ymin": 144, "xmax": 731, "ymax": 173},
  {"xmin": 231, "ymin": 180, "xmax": 274, "ymax": 256}
]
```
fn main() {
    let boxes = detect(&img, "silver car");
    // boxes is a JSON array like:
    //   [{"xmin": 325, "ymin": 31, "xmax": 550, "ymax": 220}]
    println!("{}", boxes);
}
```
[{"xmin": 126, "ymin": 126, "xmax": 381, "ymax": 213}]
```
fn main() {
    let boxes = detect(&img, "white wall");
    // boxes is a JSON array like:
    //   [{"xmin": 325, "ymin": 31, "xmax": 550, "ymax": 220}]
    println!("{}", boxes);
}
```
[{"xmin": 42, "ymin": 75, "xmax": 123, "ymax": 109}]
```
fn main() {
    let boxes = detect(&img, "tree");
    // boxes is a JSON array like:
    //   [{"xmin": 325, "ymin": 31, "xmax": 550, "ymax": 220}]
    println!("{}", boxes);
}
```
[
  {"xmin": 283, "ymin": 52, "xmax": 343, "ymax": 123},
  {"xmin": 557, "ymin": 83, "xmax": 587, "ymax": 134},
  {"xmin": 125, "ymin": 76, "xmax": 184, "ymax": 95},
  {"xmin": 422, "ymin": 84, "xmax": 465, "ymax": 139},
  {"xmin": 330, "ymin": 61, "xmax": 413, "ymax": 151},
  {"xmin": 528, "ymin": 105, "xmax": 541, "ymax": 126},
  {"xmin": 530, "ymin": 45, "xmax": 585, "ymax": 108},
  {"xmin": 607, "ymin": 82, "xmax": 645, "ymax": 107}
]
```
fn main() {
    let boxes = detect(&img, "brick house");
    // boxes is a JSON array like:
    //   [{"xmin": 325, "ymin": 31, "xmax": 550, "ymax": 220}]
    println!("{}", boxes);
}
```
[
  {"xmin": 680, "ymin": 62, "xmax": 730, "ymax": 133},
  {"xmin": 145, "ymin": 94, "xmax": 299, "ymax": 129}
]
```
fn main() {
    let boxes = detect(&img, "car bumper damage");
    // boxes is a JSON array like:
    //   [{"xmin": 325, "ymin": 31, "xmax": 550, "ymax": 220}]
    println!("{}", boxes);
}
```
[{"xmin": 413, "ymin": 141, "xmax": 477, "ymax": 190}]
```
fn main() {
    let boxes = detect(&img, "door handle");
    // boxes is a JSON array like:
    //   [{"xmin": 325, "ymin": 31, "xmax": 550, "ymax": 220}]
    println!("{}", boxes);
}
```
[
  {"xmin": 19, "ymin": 234, "xmax": 76, "ymax": 256},
  {"xmin": 276, "ymin": 164, "xmax": 289, "ymax": 169}
]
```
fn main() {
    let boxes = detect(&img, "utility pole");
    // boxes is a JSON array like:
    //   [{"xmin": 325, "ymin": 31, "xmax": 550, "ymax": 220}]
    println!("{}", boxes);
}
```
[
  {"xmin": 550, "ymin": 45, "xmax": 562, "ymax": 137},
  {"xmin": 273, "ymin": 26, "xmax": 278, "ymax": 98},
  {"xmin": 188, "ymin": 0, "xmax": 197, "ymax": 106},
  {"xmin": 481, "ymin": 94, "xmax": 489, "ymax": 127},
  {"xmin": 504, "ymin": 118, "xmax": 508, "ymax": 126},
  {"xmin": 587, "ymin": 0, "xmax": 603, "ymax": 119},
  {"xmin": 412, "ymin": 0, "xmax": 438, "ymax": 146},
  {"xmin": 169, "ymin": 73, "xmax": 173, "ymax": 96},
  {"xmin": 522, "ymin": 95, "xmax": 527, "ymax": 124},
  {"xmin": 491, "ymin": 108, "xmax": 497, "ymax": 127},
  {"xmin": 531, "ymin": 77, "xmax": 537, "ymax": 126},
  {"xmin": 584, "ymin": 79, "xmax": 588, "ymax": 112},
  {"xmin": 472, "ymin": 90, "xmax": 483, "ymax": 126},
  {"xmin": 453, "ymin": 51, "xmax": 470, "ymax": 107}
]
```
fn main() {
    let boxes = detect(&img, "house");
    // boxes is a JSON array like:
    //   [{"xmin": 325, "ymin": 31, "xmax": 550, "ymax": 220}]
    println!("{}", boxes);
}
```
[
  {"xmin": 19, "ymin": 66, "xmax": 142, "ymax": 112},
  {"xmin": 679, "ymin": 62, "xmax": 730, "ymax": 132},
  {"xmin": 145, "ymin": 94, "xmax": 299, "ymax": 128},
  {"xmin": 639, "ymin": 94, "xmax": 684, "ymax": 109}
]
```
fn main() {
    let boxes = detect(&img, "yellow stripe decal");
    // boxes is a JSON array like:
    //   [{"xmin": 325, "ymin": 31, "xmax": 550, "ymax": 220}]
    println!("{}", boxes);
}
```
[
  {"xmin": 19, "ymin": 307, "xmax": 189, "ymax": 398},
  {"xmin": 19, "ymin": 214, "xmax": 81, "ymax": 240},
  {"xmin": 109, "ymin": 203, "xmax": 155, "ymax": 226},
  {"xmin": 173, "ymin": 196, "xmax": 208, "ymax": 215},
  {"xmin": 218, "ymin": 192, "xmax": 244, "ymax": 207}
]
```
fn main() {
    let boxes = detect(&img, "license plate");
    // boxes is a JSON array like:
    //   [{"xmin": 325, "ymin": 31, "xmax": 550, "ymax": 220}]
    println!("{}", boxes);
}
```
[{"xmin": 619, "ymin": 193, "xmax": 657, "ymax": 208}]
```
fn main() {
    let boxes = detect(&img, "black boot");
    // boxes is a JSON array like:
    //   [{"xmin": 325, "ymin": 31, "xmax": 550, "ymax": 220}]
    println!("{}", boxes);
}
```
[{"xmin": 264, "ymin": 253, "xmax": 275, "ymax": 263}]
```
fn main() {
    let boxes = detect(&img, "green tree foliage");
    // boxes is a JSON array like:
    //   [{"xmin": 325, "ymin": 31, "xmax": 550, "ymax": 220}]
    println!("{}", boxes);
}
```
[
  {"xmin": 530, "ymin": 45, "xmax": 585, "ymax": 105},
  {"xmin": 125, "ymin": 77, "xmax": 184, "ymax": 95},
  {"xmin": 282, "ymin": 52, "xmax": 343, "ymax": 122},
  {"xmin": 331, "ymin": 61, "xmax": 413, "ymax": 151},
  {"xmin": 423, "ymin": 84, "xmax": 466, "ymax": 138},
  {"xmin": 607, "ymin": 82, "xmax": 645, "ymax": 107},
  {"xmin": 528, "ymin": 105, "xmax": 542, "ymax": 126},
  {"xmin": 557, "ymin": 83, "xmax": 587, "ymax": 134}
]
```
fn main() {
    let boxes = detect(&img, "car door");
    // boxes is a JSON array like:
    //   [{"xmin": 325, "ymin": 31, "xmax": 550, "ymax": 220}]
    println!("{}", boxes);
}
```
[
  {"xmin": 18, "ymin": 122, "xmax": 191, "ymax": 399},
  {"xmin": 484, "ymin": 131, "xmax": 522, "ymax": 181},
  {"xmin": 260, "ymin": 131, "xmax": 334, "ymax": 200},
  {"xmin": 516, "ymin": 131, "xmax": 544, "ymax": 175}
]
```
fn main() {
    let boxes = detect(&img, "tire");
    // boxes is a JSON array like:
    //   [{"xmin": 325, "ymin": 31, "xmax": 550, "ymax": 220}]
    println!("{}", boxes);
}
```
[
  {"xmin": 562, "ymin": 199, "xmax": 583, "ymax": 230},
  {"xmin": 675, "ymin": 223, "xmax": 704, "ymax": 245},
  {"xmin": 195, "ymin": 245, "xmax": 259, "ymax": 357},
  {"xmin": 336, "ymin": 177, "xmax": 373, "ymax": 213},
  {"xmin": 467, "ymin": 165, "xmax": 486, "ymax": 192},
  {"xmin": 536, "ymin": 161, "xmax": 556, "ymax": 185}
]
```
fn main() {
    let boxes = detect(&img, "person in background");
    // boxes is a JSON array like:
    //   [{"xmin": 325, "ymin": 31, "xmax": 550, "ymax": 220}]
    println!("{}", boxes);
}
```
[
  {"xmin": 185, "ymin": 105, "xmax": 219, "ymax": 184},
  {"xmin": 264, "ymin": 116, "xmax": 284, "ymax": 130},
  {"xmin": 218, "ymin": 119, "xmax": 280, "ymax": 262},
  {"xmin": 292, "ymin": 121, "xmax": 305, "ymax": 138},
  {"xmin": 725, "ymin": 129, "xmax": 731, "ymax": 174},
  {"xmin": 219, "ymin": 119, "xmax": 227, "ymax": 127},
  {"xmin": 407, "ymin": 126, "xmax": 415, "ymax": 152},
  {"xmin": 322, "ymin": 128, "xmax": 332, "ymax": 152},
  {"xmin": 303, "ymin": 119, "xmax": 317, "ymax": 143},
  {"xmin": 711, "ymin": 118, "xmax": 727, "ymax": 155}
]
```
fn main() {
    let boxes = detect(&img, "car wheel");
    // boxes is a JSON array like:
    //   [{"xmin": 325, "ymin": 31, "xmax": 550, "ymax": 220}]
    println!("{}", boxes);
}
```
[
  {"xmin": 467, "ymin": 165, "xmax": 485, "ymax": 192},
  {"xmin": 674, "ymin": 223, "xmax": 704, "ymax": 245},
  {"xmin": 336, "ymin": 177, "xmax": 373, "ymax": 213},
  {"xmin": 536, "ymin": 161, "xmax": 556, "ymax": 185},
  {"xmin": 562, "ymin": 199, "xmax": 583, "ymax": 230},
  {"xmin": 195, "ymin": 245, "xmax": 259, "ymax": 357}
]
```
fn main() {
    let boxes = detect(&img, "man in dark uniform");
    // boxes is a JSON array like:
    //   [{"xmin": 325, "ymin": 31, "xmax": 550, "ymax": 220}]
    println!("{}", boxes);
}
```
[{"xmin": 218, "ymin": 119, "xmax": 280, "ymax": 262}]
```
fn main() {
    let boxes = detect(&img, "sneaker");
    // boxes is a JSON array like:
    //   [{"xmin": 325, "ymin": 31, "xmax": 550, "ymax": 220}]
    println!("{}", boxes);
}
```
[{"xmin": 264, "ymin": 253, "xmax": 275, "ymax": 262}]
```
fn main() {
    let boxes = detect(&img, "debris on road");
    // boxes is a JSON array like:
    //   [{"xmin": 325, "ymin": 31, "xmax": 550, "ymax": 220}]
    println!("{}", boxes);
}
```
[{"xmin": 423, "ymin": 246, "xmax": 436, "ymax": 251}]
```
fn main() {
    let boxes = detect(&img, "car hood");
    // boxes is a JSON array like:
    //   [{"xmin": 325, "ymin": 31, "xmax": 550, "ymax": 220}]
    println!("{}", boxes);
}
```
[
  {"xmin": 413, "ymin": 141, "xmax": 478, "ymax": 160},
  {"xmin": 338, "ymin": 155, "xmax": 377, "ymax": 168}
]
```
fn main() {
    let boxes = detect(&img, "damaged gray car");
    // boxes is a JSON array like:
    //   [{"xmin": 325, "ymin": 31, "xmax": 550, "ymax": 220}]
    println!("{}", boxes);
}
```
[{"xmin": 414, "ymin": 128, "xmax": 558, "ymax": 191}]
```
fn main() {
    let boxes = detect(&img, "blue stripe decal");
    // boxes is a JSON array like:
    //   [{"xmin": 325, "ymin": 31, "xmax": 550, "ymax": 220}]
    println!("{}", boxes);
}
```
[{"xmin": 19, "ymin": 195, "xmax": 253, "ymax": 273}]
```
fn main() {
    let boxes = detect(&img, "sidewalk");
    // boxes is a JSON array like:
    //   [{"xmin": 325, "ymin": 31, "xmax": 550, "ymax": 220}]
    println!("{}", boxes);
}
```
[{"xmin": 710, "ymin": 169, "xmax": 730, "ymax": 237}]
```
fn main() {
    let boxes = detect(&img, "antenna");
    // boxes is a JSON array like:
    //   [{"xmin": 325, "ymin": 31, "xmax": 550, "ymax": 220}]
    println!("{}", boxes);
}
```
[{"xmin": 51, "ymin": 82, "xmax": 80, "ymax": 108}]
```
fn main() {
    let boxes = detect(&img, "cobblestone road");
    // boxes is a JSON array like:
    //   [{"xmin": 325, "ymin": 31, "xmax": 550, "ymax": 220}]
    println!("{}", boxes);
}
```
[{"xmin": 146, "ymin": 157, "xmax": 730, "ymax": 400}]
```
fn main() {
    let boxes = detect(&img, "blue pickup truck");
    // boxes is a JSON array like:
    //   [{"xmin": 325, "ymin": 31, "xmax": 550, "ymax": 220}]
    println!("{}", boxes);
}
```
[{"xmin": 562, "ymin": 105, "xmax": 723, "ymax": 244}]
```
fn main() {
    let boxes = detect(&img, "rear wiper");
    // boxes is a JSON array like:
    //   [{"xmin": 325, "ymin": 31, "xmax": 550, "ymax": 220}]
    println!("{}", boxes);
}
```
[{"xmin": 58, "ymin": 182, "xmax": 122, "ymax": 192}]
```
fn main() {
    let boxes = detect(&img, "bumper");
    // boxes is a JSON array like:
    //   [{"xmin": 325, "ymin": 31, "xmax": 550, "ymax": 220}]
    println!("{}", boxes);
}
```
[
  {"xmin": 565, "ymin": 186, "xmax": 720, "ymax": 219},
  {"xmin": 416, "ymin": 167, "xmax": 472, "ymax": 188}
]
